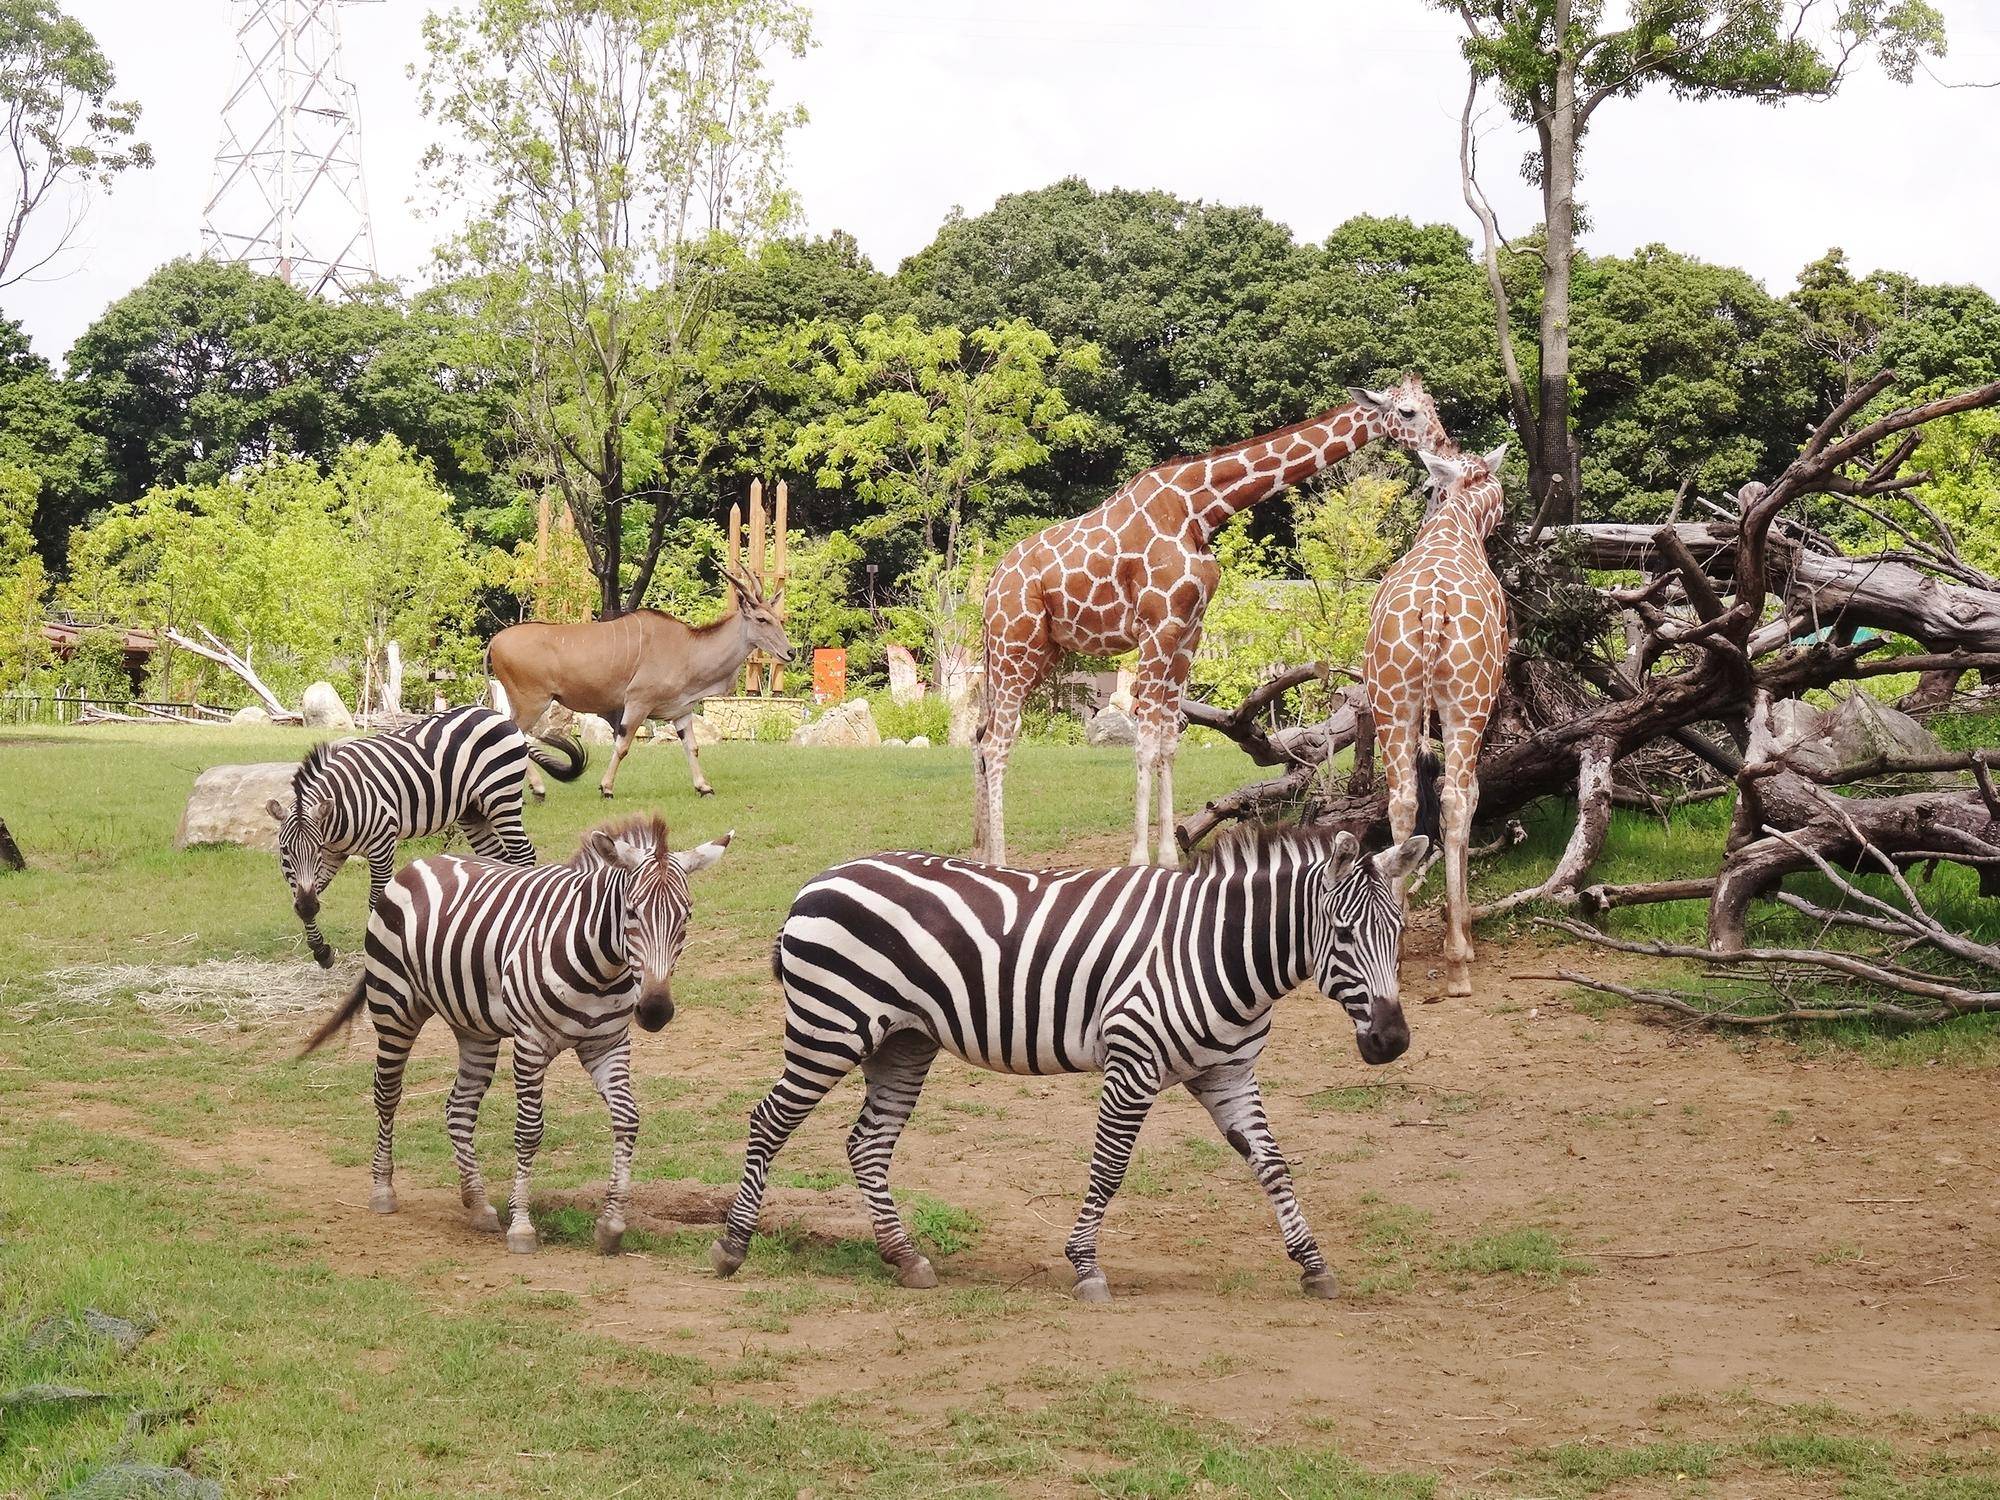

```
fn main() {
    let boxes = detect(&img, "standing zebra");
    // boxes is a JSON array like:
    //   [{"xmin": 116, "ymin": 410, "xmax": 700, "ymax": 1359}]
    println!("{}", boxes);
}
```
[
  {"xmin": 267, "ymin": 704, "xmax": 585, "ymax": 966},
  {"xmin": 298, "ymin": 815, "xmax": 732, "ymax": 1255},
  {"xmin": 711, "ymin": 826, "xmax": 1428, "ymax": 1301}
]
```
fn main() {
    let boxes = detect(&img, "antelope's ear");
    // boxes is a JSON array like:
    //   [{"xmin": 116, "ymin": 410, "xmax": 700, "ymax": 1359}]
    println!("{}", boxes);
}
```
[
  {"xmin": 1350, "ymin": 385, "xmax": 1390, "ymax": 409},
  {"xmin": 767, "ymin": 586, "xmax": 785, "ymax": 609},
  {"xmin": 1328, "ymin": 829, "xmax": 1360, "ymax": 879},
  {"xmin": 1419, "ymin": 450, "xmax": 1460, "ymax": 489},
  {"xmin": 1479, "ymin": 441, "xmax": 1509, "ymax": 476},
  {"xmin": 265, "ymin": 798, "xmax": 286, "ymax": 823},
  {"xmin": 673, "ymin": 829, "xmax": 734, "ymax": 877},
  {"xmin": 1373, "ymin": 836, "xmax": 1430, "ymax": 882}
]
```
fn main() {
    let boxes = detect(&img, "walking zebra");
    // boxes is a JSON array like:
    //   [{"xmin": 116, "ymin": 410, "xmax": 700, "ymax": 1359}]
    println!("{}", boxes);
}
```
[
  {"xmin": 267, "ymin": 704, "xmax": 585, "ymax": 966},
  {"xmin": 298, "ymin": 815, "xmax": 732, "ymax": 1255},
  {"xmin": 711, "ymin": 826, "xmax": 1429, "ymax": 1301}
]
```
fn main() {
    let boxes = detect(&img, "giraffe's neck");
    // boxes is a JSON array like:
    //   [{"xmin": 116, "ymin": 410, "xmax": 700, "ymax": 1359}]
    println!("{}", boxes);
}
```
[
  {"xmin": 1185, "ymin": 404, "xmax": 1379, "ymax": 538},
  {"xmin": 1421, "ymin": 485, "xmax": 1503, "ymax": 545}
]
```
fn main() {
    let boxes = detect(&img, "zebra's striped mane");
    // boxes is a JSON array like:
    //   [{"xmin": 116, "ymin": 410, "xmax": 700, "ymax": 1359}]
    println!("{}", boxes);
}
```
[
  {"xmin": 292, "ymin": 741, "xmax": 340, "ymax": 797},
  {"xmin": 564, "ymin": 813, "xmax": 671, "ymax": 870},
  {"xmin": 1192, "ymin": 821, "xmax": 1350, "ymax": 870}
]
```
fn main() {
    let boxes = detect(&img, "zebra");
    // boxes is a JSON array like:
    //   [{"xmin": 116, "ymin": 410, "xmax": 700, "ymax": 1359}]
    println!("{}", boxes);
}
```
[
  {"xmin": 298, "ymin": 814, "xmax": 732, "ymax": 1256},
  {"xmin": 266, "ymin": 703, "xmax": 586, "ymax": 967},
  {"xmin": 710, "ymin": 825, "xmax": 1430, "ymax": 1301}
]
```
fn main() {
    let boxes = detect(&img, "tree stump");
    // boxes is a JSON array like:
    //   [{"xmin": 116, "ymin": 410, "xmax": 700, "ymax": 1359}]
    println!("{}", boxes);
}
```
[{"xmin": 0, "ymin": 817, "xmax": 23, "ymax": 872}]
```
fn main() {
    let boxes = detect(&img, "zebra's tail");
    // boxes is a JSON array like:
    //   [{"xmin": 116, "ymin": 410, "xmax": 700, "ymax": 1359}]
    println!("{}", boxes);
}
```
[
  {"xmin": 526, "ymin": 733, "xmax": 587, "ymax": 782},
  {"xmin": 299, "ymin": 974, "xmax": 367, "ymax": 1058},
  {"xmin": 769, "ymin": 936, "xmax": 785, "ymax": 982}
]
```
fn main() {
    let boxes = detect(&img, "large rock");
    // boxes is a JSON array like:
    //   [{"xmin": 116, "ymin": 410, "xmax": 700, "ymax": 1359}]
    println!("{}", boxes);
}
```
[
  {"xmin": 230, "ymin": 705, "xmax": 271, "ymax": 727},
  {"xmin": 908, "ymin": 735, "xmax": 932, "ymax": 749},
  {"xmin": 885, "ymin": 644, "xmax": 925, "ymax": 706},
  {"xmin": 175, "ymin": 762, "xmax": 300, "ymax": 852},
  {"xmin": 299, "ymin": 682, "xmax": 354, "ymax": 731},
  {"xmin": 947, "ymin": 671, "xmax": 983, "ymax": 748},
  {"xmin": 1762, "ymin": 690, "xmax": 1944, "ymax": 780},
  {"xmin": 574, "ymin": 712, "xmax": 617, "ymax": 747},
  {"xmin": 688, "ymin": 715, "xmax": 721, "ymax": 748},
  {"xmin": 1086, "ymin": 706, "xmax": 1138, "ymax": 747},
  {"xmin": 793, "ymin": 698, "xmax": 881, "ymax": 748}
]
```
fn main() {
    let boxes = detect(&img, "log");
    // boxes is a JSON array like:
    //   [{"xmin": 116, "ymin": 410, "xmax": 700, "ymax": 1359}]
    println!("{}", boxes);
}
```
[
  {"xmin": 1474, "ymin": 734, "xmax": 1615, "ymax": 918},
  {"xmin": 163, "ymin": 627, "xmax": 299, "ymax": 723}
]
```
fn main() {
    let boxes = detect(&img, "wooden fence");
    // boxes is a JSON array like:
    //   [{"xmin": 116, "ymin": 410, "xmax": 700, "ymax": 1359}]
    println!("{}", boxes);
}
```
[{"xmin": 0, "ymin": 695, "xmax": 242, "ymax": 727}]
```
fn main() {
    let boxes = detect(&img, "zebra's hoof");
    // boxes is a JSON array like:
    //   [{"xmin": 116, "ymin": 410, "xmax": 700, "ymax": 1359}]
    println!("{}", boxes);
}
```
[
  {"xmin": 506, "ymin": 1226, "xmax": 539, "ymax": 1255},
  {"xmin": 1072, "ymin": 1271, "xmax": 1112, "ymax": 1305},
  {"xmin": 368, "ymin": 1183, "xmax": 398, "ymax": 1215},
  {"xmin": 709, "ymin": 1238, "xmax": 746, "ymax": 1278},
  {"xmin": 594, "ymin": 1218, "xmax": 626, "ymax": 1256},
  {"xmin": 1300, "ymin": 1271, "xmax": 1339, "ymax": 1300},
  {"xmin": 467, "ymin": 1202, "xmax": 500, "ymax": 1233},
  {"xmin": 894, "ymin": 1255, "xmax": 938, "ymax": 1290}
]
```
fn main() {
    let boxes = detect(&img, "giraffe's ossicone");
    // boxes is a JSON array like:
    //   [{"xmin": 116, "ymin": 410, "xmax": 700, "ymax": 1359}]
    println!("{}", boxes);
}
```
[{"xmin": 975, "ymin": 375, "xmax": 1455, "ymax": 868}]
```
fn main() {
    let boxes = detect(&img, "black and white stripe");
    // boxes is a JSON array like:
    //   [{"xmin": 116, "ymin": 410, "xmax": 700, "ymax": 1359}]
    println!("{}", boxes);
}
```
[
  {"xmin": 299, "ymin": 815, "xmax": 731, "ymax": 1255},
  {"xmin": 269, "ymin": 704, "xmax": 584, "ymax": 965},
  {"xmin": 712, "ymin": 826, "xmax": 1429, "ymax": 1300}
]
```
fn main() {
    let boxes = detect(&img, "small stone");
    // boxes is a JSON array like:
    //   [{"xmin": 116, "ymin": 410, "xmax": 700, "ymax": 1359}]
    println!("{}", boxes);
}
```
[
  {"xmin": 1085, "ymin": 706, "xmax": 1137, "ymax": 747},
  {"xmin": 908, "ymin": 735, "xmax": 931, "ymax": 749},
  {"xmin": 1652, "ymin": 1097, "xmax": 1669, "ymax": 1106}
]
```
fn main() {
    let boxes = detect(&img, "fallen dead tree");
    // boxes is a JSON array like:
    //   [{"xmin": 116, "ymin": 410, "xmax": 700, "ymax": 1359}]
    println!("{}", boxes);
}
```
[{"xmin": 1176, "ymin": 372, "xmax": 2000, "ymax": 1017}]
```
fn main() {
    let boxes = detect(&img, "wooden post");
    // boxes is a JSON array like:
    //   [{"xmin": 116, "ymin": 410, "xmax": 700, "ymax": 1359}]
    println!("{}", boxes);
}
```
[
  {"xmin": 745, "ymin": 480, "xmax": 767, "ymax": 694},
  {"xmin": 536, "ymin": 493, "xmax": 551, "ymax": 617},
  {"xmin": 770, "ymin": 480, "xmax": 789, "ymax": 694}
]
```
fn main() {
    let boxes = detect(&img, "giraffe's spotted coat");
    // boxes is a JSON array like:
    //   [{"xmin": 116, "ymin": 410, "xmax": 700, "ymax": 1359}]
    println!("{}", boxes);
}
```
[
  {"xmin": 1363, "ymin": 444, "xmax": 1510, "ymax": 997},
  {"xmin": 975, "ymin": 375, "xmax": 1454, "ymax": 867}
]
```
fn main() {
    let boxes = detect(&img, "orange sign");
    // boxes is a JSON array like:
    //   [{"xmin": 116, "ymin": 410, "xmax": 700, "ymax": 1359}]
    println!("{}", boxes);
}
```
[{"xmin": 811, "ymin": 648, "xmax": 847, "ymax": 704}]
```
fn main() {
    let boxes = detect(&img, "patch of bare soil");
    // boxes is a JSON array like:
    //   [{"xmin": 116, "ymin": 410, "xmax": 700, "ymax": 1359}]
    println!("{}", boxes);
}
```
[{"xmin": 103, "ymin": 919, "xmax": 2000, "ymax": 1491}]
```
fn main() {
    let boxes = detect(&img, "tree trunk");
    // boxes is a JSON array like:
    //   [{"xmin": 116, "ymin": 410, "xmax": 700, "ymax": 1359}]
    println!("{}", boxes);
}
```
[{"xmin": 1531, "ymin": 1, "xmax": 1581, "ymax": 528}]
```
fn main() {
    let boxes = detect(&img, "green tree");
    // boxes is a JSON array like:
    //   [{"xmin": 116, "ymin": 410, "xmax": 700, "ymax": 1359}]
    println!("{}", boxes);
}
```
[
  {"xmin": 0, "ymin": 314, "xmax": 99, "ymax": 561},
  {"xmin": 419, "ymin": 0, "xmax": 810, "ymax": 619},
  {"xmin": 0, "ymin": 0, "xmax": 150, "ymax": 287},
  {"xmin": 1443, "ymin": 0, "xmax": 1947, "ymax": 525},
  {"xmin": 0, "ymin": 462, "xmax": 47, "ymax": 688},
  {"xmin": 790, "ymin": 314, "xmax": 1098, "ymax": 678},
  {"xmin": 66, "ymin": 260, "xmax": 507, "ymax": 518}
]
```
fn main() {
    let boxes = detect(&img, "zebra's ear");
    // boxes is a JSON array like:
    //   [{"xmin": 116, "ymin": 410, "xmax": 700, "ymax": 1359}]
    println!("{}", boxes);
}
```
[
  {"xmin": 673, "ymin": 829, "xmax": 734, "ymax": 877},
  {"xmin": 1327, "ymin": 830, "xmax": 1360, "ymax": 879},
  {"xmin": 587, "ymin": 828, "xmax": 632, "ymax": 868},
  {"xmin": 265, "ymin": 798, "xmax": 286, "ymax": 823},
  {"xmin": 1372, "ymin": 835, "xmax": 1430, "ymax": 883}
]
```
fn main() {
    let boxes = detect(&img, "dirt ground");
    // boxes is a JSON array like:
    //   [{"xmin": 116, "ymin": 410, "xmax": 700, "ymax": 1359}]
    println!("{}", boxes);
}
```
[{"xmin": 149, "ymin": 899, "xmax": 2000, "ymax": 1497}]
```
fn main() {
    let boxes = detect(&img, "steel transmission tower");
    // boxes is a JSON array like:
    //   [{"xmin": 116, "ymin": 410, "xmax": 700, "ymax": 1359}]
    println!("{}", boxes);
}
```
[{"xmin": 203, "ymin": 0, "xmax": 381, "ymax": 296}]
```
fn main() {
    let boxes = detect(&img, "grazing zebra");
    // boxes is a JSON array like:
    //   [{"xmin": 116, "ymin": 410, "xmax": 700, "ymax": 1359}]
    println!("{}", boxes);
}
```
[
  {"xmin": 298, "ymin": 815, "xmax": 732, "ymax": 1256},
  {"xmin": 711, "ymin": 826, "xmax": 1429, "ymax": 1301},
  {"xmin": 266, "ymin": 704, "xmax": 585, "ymax": 966}
]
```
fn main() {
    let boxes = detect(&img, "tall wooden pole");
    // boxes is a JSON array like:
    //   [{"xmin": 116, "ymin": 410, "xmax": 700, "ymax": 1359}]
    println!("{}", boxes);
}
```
[
  {"xmin": 536, "ymin": 493, "xmax": 551, "ymax": 619},
  {"xmin": 770, "ymin": 480, "xmax": 789, "ymax": 694}
]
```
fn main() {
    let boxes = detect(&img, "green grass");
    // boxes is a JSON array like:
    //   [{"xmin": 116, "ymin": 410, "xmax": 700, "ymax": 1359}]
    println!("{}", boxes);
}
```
[{"xmin": 1434, "ymin": 1227, "xmax": 1595, "ymax": 1282}]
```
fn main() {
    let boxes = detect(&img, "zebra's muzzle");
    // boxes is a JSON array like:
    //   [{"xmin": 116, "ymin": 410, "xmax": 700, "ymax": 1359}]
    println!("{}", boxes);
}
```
[
  {"xmin": 1355, "ymin": 1011, "xmax": 1410, "ymax": 1066},
  {"xmin": 294, "ymin": 892, "xmax": 320, "ymax": 922},
  {"xmin": 635, "ymin": 989, "xmax": 674, "ymax": 1032}
]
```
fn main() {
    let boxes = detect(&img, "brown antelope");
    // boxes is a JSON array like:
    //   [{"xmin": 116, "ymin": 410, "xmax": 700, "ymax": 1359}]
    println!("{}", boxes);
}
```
[{"xmin": 488, "ymin": 569, "xmax": 794, "ymax": 799}]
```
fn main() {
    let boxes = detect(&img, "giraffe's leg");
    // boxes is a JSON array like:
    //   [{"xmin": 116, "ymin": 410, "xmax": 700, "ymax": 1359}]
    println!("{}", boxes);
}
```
[
  {"xmin": 1130, "ymin": 630, "xmax": 1192, "ymax": 866},
  {"xmin": 576, "ymin": 1032, "xmax": 638, "ymax": 1255},
  {"xmin": 976, "ymin": 638, "xmax": 1047, "ymax": 866},
  {"xmin": 1373, "ymin": 709, "xmax": 1424, "ymax": 913},
  {"xmin": 1129, "ymin": 740, "xmax": 1155, "ymax": 868},
  {"xmin": 672, "ymin": 712, "xmax": 715, "ymax": 797},
  {"xmin": 1185, "ymin": 1063, "xmax": 1334, "ymax": 1297},
  {"xmin": 846, "ymin": 1031, "xmax": 942, "ymax": 1288},
  {"xmin": 712, "ymin": 1032, "xmax": 869, "ymax": 1276},
  {"xmin": 504, "ymin": 1035, "xmax": 555, "ymax": 1253},
  {"xmin": 598, "ymin": 711, "xmax": 643, "ymax": 799},
  {"xmin": 1065, "ymin": 1055, "xmax": 1161, "ymax": 1302},
  {"xmin": 1441, "ymin": 718, "xmax": 1484, "ymax": 998},
  {"xmin": 368, "ymin": 1007, "xmax": 426, "ymax": 1215},
  {"xmin": 444, "ymin": 1033, "xmax": 502, "ymax": 1231},
  {"xmin": 1153, "ymin": 635, "xmax": 1200, "ymax": 866}
]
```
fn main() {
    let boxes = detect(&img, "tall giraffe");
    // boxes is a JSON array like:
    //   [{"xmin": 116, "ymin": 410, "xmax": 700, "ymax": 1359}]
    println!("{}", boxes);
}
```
[
  {"xmin": 1363, "ymin": 444, "xmax": 1510, "ymax": 997},
  {"xmin": 975, "ymin": 377, "xmax": 1452, "ymax": 868}
]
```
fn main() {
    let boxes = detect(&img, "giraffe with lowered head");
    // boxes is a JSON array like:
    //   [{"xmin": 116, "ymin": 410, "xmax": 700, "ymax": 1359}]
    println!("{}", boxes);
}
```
[
  {"xmin": 975, "ymin": 377, "xmax": 1453, "ymax": 867},
  {"xmin": 1363, "ymin": 444, "xmax": 1510, "ymax": 997}
]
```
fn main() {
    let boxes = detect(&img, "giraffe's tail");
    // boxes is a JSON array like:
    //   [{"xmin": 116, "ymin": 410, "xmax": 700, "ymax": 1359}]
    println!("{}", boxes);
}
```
[{"xmin": 1414, "ymin": 750, "xmax": 1443, "ymax": 845}]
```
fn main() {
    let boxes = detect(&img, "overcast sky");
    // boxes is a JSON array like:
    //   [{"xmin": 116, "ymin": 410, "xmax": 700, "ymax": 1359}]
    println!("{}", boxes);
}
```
[{"xmin": 6, "ymin": 1, "xmax": 1998, "ymax": 362}]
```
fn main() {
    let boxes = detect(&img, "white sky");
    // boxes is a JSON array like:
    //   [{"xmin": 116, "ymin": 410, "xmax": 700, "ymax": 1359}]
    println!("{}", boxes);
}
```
[{"xmin": 5, "ymin": 0, "xmax": 1998, "ymax": 362}]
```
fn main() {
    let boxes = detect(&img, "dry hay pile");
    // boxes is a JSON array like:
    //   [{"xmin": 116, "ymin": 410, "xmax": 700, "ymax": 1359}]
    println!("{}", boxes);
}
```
[{"xmin": 33, "ymin": 959, "xmax": 349, "ymax": 1032}]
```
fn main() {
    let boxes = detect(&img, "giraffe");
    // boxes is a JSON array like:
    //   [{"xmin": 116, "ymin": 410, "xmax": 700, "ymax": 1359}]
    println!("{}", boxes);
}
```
[
  {"xmin": 975, "ymin": 376, "xmax": 1453, "ymax": 868},
  {"xmin": 1362, "ymin": 443, "xmax": 1511, "ymax": 998}
]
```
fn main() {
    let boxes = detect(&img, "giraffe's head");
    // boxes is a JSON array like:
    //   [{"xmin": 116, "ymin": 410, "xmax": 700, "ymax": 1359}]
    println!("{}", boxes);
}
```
[
  {"xmin": 574, "ymin": 815, "xmax": 733, "ymax": 1032},
  {"xmin": 1418, "ymin": 442, "xmax": 1509, "ymax": 536},
  {"xmin": 1349, "ymin": 374, "xmax": 1451, "ymax": 457},
  {"xmin": 1309, "ymin": 830, "xmax": 1430, "ymax": 1065}
]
